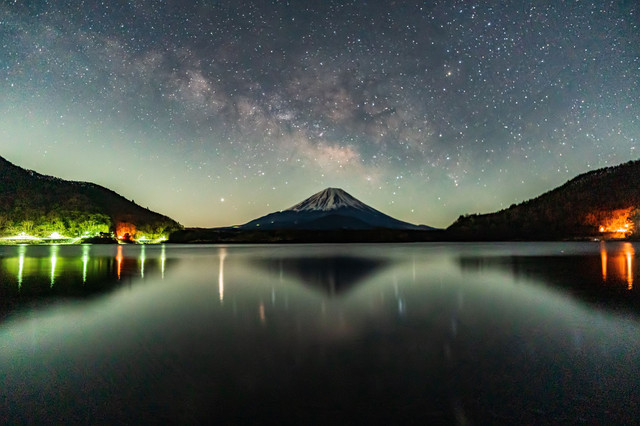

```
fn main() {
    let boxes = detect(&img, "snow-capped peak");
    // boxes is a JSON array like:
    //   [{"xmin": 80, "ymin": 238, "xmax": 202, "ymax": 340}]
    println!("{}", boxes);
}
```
[{"xmin": 286, "ymin": 188, "xmax": 373, "ymax": 212}]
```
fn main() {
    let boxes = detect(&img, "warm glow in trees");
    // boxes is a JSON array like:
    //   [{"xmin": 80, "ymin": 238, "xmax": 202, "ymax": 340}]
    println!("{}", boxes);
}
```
[
  {"xmin": 116, "ymin": 222, "xmax": 137, "ymax": 240},
  {"xmin": 600, "ymin": 209, "xmax": 633, "ymax": 234},
  {"xmin": 587, "ymin": 207, "xmax": 635, "ymax": 238}
]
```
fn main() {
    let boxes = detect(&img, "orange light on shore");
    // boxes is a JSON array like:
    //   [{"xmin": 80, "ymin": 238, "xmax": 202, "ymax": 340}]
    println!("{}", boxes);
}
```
[
  {"xmin": 596, "ymin": 208, "xmax": 634, "ymax": 238},
  {"xmin": 116, "ymin": 222, "xmax": 137, "ymax": 241}
]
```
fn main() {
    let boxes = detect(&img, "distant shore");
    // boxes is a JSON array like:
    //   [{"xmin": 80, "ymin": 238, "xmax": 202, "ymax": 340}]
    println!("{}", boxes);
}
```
[
  {"xmin": 0, "ymin": 229, "xmax": 632, "ymax": 245},
  {"xmin": 166, "ymin": 227, "xmax": 620, "ymax": 244}
]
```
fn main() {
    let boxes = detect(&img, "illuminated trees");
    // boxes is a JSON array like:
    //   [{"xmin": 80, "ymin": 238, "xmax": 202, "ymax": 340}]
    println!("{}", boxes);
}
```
[
  {"xmin": 0, "ymin": 155, "xmax": 182, "ymax": 241},
  {"xmin": 448, "ymin": 160, "xmax": 640, "ymax": 240},
  {"xmin": 21, "ymin": 220, "xmax": 34, "ymax": 234},
  {"xmin": 116, "ymin": 222, "xmax": 137, "ymax": 240}
]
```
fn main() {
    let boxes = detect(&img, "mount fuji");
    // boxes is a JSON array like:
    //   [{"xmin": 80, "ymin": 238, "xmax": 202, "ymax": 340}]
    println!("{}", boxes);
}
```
[{"xmin": 238, "ymin": 188, "xmax": 435, "ymax": 231}]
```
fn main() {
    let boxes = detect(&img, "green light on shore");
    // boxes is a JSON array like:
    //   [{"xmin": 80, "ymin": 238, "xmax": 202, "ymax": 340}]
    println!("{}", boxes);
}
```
[
  {"xmin": 1, "ymin": 229, "xmax": 168, "ymax": 244},
  {"xmin": 2, "ymin": 233, "xmax": 40, "ymax": 241}
]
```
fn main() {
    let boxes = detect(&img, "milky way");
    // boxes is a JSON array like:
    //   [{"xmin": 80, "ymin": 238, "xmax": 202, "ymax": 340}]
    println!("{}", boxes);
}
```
[{"xmin": 1, "ymin": 1, "xmax": 639, "ymax": 227}]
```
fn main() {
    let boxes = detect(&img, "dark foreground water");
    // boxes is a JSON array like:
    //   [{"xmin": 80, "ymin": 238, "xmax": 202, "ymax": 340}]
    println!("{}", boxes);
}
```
[{"xmin": 1, "ymin": 242, "xmax": 640, "ymax": 424}]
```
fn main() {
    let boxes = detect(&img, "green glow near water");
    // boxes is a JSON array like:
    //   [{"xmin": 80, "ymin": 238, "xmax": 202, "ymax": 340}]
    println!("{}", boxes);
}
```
[
  {"xmin": 1, "ymin": 231, "xmax": 167, "ymax": 245},
  {"xmin": 140, "ymin": 245, "xmax": 146, "ymax": 278},
  {"xmin": 50, "ymin": 245, "xmax": 59, "ymax": 288},
  {"xmin": 82, "ymin": 245, "xmax": 90, "ymax": 284},
  {"xmin": 161, "ymin": 245, "xmax": 166, "ymax": 280},
  {"xmin": 17, "ymin": 245, "xmax": 26, "ymax": 289}
]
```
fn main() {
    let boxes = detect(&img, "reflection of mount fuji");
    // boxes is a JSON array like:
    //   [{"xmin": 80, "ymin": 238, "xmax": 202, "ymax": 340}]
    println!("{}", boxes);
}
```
[{"xmin": 256, "ymin": 256, "xmax": 389, "ymax": 295}]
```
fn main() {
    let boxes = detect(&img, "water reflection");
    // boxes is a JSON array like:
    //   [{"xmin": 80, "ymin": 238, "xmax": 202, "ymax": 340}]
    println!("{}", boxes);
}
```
[
  {"xmin": 599, "ymin": 241, "xmax": 635, "ymax": 290},
  {"xmin": 259, "ymin": 301, "xmax": 266, "ymax": 324},
  {"xmin": 0, "ymin": 245, "xmax": 172, "ymax": 318},
  {"xmin": 218, "ymin": 247, "xmax": 226, "ymax": 303},
  {"xmin": 50, "ymin": 245, "xmax": 58, "ymax": 287},
  {"xmin": 140, "ymin": 245, "xmax": 146, "ymax": 278},
  {"xmin": 17, "ymin": 245, "xmax": 25, "ymax": 289},
  {"xmin": 252, "ymin": 256, "xmax": 389, "ymax": 295},
  {"xmin": 82, "ymin": 244, "xmax": 90, "ymax": 284},
  {"xmin": 3, "ymin": 243, "xmax": 640, "ymax": 318},
  {"xmin": 116, "ymin": 245, "xmax": 123, "ymax": 280},
  {"xmin": 625, "ymin": 242, "xmax": 634, "ymax": 290},
  {"xmin": 161, "ymin": 245, "xmax": 166, "ymax": 279},
  {"xmin": 460, "ymin": 241, "xmax": 640, "ymax": 312},
  {"xmin": 600, "ymin": 241, "xmax": 608, "ymax": 281},
  {"xmin": 2, "ymin": 243, "xmax": 640, "ymax": 424}
]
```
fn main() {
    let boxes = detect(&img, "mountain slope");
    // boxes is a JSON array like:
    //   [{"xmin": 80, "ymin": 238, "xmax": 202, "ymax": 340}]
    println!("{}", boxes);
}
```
[
  {"xmin": 0, "ymin": 155, "xmax": 181, "ymax": 239},
  {"xmin": 448, "ymin": 159, "xmax": 640, "ymax": 240},
  {"xmin": 288, "ymin": 187, "xmax": 379, "ymax": 212},
  {"xmin": 239, "ymin": 188, "xmax": 434, "ymax": 230}
]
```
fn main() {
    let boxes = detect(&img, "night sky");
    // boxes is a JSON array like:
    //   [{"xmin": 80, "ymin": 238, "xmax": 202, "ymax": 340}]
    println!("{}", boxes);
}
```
[{"xmin": 1, "ymin": 1, "xmax": 639, "ymax": 228}]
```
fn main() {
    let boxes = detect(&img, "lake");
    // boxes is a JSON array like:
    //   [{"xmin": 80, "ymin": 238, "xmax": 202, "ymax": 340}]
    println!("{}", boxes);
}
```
[{"xmin": 1, "ymin": 242, "xmax": 639, "ymax": 424}]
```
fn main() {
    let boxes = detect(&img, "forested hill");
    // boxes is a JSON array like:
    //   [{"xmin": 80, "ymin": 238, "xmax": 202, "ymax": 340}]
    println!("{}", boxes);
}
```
[
  {"xmin": 0, "ymin": 156, "xmax": 181, "ymax": 239},
  {"xmin": 448, "ymin": 160, "xmax": 640, "ymax": 240}
]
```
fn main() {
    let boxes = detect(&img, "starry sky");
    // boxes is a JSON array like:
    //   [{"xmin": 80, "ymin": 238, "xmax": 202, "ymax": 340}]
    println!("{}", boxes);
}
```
[{"xmin": 1, "ymin": 1, "xmax": 639, "ymax": 228}]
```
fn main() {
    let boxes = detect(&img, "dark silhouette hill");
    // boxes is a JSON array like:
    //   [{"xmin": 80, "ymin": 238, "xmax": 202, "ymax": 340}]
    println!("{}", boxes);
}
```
[
  {"xmin": 0, "ymin": 155, "xmax": 181, "ymax": 239},
  {"xmin": 448, "ymin": 159, "xmax": 640, "ymax": 240}
]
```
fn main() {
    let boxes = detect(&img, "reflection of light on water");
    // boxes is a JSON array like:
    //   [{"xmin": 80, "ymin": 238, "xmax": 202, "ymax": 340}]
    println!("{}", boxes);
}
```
[
  {"xmin": 161, "ymin": 245, "xmax": 166, "ymax": 279},
  {"xmin": 398, "ymin": 298, "xmax": 405, "ymax": 316},
  {"xmin": 82, "ymin": 245, "xmax": 90, "ymax": 284},
  {"xmin": 219, "ymin": 248, "xmax": 226, "ymax": 303},
  {"xmin": 259, "ymin": 302, "xmax": 266, "ymax": 324},
  {"xmin": 624, "ymin": 243, "xmax": 634, "ymax": 290},
  {"xmin": 116, "ymin": 246, "xmax": 123, "ymax": 280},
  {"xmin": 17, "ymin": 245, "xmax": 26, "ymax": 289},
  {"xmin": 601, "ymin": 242, "xmax": 635, "ymax": 289},
  {"xmin": 412, "ymin": 256, "xmax": 416, "ymax": 282},
  {"xmin": 600, "ymin": 241, "xmax": 607, "ymax": 281},
  {"xmin": 50, "ymin": 245, "xmax": 59, "ymax": 288},
  {"xmin": 140, "ymin": 245, "xmax": 146, "ymax": 278}
]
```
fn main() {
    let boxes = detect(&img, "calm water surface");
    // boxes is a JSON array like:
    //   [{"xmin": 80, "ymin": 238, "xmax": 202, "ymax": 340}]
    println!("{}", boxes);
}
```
[{"xmin": 1, "ymin": 242, "xmax": 639, "ymax": 424}]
